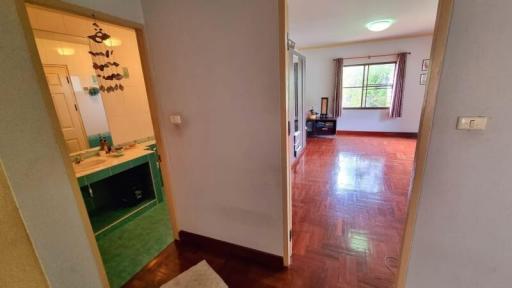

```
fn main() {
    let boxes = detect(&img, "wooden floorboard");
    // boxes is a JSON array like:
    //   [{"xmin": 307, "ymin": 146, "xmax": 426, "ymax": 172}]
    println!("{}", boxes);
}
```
[{"xmin": 124, "ymin": 135, "xmax": 416, "ymax": 288}]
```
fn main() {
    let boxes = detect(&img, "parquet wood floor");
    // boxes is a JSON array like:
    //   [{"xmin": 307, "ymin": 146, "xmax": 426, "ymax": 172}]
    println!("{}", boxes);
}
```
[{"xmin": 125, "ymin": 135, "xmax": 416, "ymax": 288}]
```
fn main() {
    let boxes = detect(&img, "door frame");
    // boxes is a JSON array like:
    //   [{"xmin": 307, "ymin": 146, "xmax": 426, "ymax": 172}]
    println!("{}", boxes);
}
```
[
  {"xmin": 16, "ymin": 1, "xmax": 180, "ymax": 286},
  {"xmin": 43, "ymin": 64, "xmax": 90, "ymax": 152},
  {"xmin": 278, "ymin": 0, "xmax": 291, "ymax": 267},
  {"xmin": 278, "ymin": 0, "xmax": 455, "ymax": 285},
  {"xmin": 395, "ymin": 1, "xmax": 454, "ymax": 286}
]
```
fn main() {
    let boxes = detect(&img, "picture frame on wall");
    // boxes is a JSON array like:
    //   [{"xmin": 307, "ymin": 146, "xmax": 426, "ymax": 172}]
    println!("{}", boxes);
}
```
[
  {"xmin": 422, "ymin": 59, "xmax": 430, "ymax": 71},
  {"xmin": 420, "ymin": 73, "xmax": 428, "ymax": 85}
]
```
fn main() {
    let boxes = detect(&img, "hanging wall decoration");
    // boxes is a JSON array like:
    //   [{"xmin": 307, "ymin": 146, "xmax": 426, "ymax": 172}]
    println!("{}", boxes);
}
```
[{"xmin": 88, "ymin": 22, "xmax": 124, "ymax": 93}]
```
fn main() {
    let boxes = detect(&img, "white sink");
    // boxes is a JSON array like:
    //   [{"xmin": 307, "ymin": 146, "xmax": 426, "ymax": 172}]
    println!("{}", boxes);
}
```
[{"xmin": 73, "ymin": 157, "xmax": 109, "ymax": 172}]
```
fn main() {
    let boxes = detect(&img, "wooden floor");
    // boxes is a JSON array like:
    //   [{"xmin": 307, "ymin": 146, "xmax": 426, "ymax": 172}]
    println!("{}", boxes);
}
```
[{"xmin": 124, "ymin": 135, "xmax": 416, "ymax": 288}]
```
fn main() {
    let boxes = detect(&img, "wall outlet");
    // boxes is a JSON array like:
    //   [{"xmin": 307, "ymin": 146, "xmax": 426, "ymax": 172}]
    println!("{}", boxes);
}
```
[{"xmin": 456, "ymin": 116, "xmax": 488, "ymax": 130}]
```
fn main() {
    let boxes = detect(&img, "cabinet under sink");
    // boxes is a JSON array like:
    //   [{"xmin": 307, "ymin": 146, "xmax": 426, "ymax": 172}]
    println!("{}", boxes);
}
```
[
  {"xmin": 81, "ymin": 162, "xmax": 157, "ymax": 235},
  {"xmin": 74, "ymin": 146, "xmax": 172, "ymax": 287},
  {"xmin": 75, "ymin": 148, "xmax": 164, "ymax": 236}
]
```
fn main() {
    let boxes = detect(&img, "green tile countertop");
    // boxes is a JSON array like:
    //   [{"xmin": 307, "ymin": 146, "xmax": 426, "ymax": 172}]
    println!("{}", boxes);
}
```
[
  {"xmin": 74, "ymin": 146, "xmax": 153, "ymax": 179},
  {"xmin": 76, "ymin": 146, "xmax": 164, "ymax": 203}
]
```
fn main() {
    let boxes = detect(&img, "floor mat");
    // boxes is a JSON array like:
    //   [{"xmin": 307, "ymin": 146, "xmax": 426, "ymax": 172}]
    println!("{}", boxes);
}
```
[{"xmin": 161, "ymin": 260, "xmax": 227, "ymax": 288}]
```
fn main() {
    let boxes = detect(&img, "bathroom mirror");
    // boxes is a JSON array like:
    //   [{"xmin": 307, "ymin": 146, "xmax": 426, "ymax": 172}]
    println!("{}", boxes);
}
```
[
  {"xmin": 33, "ymin": 32, "xmax": 112, "ymax": 153},
  {"xmin": 27, "ymin": 5, "xmax": 156, "ymax": 155}
]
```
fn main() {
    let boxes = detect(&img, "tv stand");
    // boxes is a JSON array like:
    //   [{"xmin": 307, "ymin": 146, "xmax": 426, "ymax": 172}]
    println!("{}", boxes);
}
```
[{"xmin": 306, "ymin": 117, "xmax": 337, "ymax": 137}]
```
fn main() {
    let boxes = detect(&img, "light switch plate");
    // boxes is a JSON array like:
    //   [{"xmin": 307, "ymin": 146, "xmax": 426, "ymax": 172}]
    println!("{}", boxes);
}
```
[
  {"xmin": 169, "ymin": 115, "xmax": 182, "ymax": 124},
  {"xmin": 456, "ymin": 116, "xmax": 488, "ymax": 130}
]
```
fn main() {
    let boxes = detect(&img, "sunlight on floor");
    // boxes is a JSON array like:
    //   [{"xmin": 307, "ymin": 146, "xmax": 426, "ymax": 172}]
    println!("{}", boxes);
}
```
[
  {"xmin": 336, "ymin": 153, "xmax": 385, "ymax": 194},
  {"xmin": 348, "ymin": 230, "xmax": 370, "ymax": 253}
]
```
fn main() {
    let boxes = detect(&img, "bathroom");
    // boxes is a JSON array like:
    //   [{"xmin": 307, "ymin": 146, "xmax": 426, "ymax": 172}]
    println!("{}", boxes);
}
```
[{"xmin": 25, "ymin": 4, "xmax": 176, "ymax": 287}]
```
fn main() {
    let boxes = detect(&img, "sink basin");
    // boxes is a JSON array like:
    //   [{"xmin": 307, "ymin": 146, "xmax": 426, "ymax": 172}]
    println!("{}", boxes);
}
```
[{"xmin": 73, "ymin": 157, "xmax": 109, "ymax": 172}]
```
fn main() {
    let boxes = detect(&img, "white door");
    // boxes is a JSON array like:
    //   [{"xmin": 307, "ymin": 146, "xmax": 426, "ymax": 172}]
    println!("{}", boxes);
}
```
[{"xmin": 43, "ymin": 65, "xmax": 89, "ymax": 153}]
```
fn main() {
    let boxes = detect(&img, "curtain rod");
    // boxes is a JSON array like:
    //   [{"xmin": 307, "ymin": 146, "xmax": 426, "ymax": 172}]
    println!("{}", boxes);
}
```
[{"xmin": 335, "ymin": 52, "xmax": 411, "ymax": 61}]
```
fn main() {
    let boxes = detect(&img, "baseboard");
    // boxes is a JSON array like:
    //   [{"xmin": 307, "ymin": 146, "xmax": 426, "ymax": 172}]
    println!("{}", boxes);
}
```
[
  {"xmin": 178, "ymin": 230, "xmax": 285, "ymax": 271},
  {"xmin": 336, "ymin": 130, "xmax": 418, "ymax": 138}
]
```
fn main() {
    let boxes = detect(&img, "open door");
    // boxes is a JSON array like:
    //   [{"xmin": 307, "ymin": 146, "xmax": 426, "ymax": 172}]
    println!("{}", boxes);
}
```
[{"xmin": 289, "ymin": 48, "xmax": 306, "ymax": 161}]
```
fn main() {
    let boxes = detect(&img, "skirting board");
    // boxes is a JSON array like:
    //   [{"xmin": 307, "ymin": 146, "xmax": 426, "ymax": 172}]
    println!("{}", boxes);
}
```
[
  {"xmin": 178, "ymin": 231, "xmax": 285, "ymax": 271},
  {"xmin": 336, "ymin": 131, "xmax": 418, "ymax": 138}
]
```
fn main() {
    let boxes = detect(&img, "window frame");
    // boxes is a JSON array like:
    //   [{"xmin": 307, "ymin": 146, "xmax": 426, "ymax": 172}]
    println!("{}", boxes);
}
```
[{"xmin": 342, "ymin": 61, "xmax": 397, "ymax": 110}]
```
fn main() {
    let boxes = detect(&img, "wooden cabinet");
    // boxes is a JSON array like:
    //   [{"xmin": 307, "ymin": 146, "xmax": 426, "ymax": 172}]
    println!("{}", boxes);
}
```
[{"xmin": 306, "ymin": 118, "xmax": 337, "ymax": 136}]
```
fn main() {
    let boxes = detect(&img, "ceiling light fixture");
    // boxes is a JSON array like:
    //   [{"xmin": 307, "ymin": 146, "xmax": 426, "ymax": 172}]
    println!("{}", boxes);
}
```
[
  {"xmin": 366, "ymin": 19, "xmax": 395, "ymax": 32},
  {"xmin": 56, "ymin": 47, "xmax": 75, "ymax": 56}
]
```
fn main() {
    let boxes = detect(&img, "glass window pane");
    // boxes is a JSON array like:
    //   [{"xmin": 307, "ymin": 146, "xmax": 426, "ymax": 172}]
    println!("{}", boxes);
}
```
[
  {"xmin": 365, "ymin": 88, "xmax": 392, "ymax": 107},
  {"xmin": 343, "ymin": 88, "xmax": 362, "ymax": 108},
  {"xmin": 343, "ymin": 66, "xmax": 364, "ymax": 87},
  {"xmin": 367, "ymin": 63, "xmax": 395, "ymax": 86}
]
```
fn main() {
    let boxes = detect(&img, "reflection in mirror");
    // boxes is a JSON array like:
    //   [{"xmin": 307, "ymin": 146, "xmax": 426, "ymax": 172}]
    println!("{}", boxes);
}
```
[
  {"xmin": 27, "ymin": 4, "xmax": 156, "ymax": 155},
  {"xmin": 33, "ymin": 32, "xmax": 112, "ymax": 153}
]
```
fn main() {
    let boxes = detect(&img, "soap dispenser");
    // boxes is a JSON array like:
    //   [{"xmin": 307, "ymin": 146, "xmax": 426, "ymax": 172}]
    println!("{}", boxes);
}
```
[{"xmin": 99, "ymin": 137, "xmax": 106, "ymax": 156}]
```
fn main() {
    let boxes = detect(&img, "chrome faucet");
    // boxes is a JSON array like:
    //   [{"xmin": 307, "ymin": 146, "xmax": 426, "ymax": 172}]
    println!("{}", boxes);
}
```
[{"xmin": 72, "ymin": 155, "xmax": 82, "ymax": 164}]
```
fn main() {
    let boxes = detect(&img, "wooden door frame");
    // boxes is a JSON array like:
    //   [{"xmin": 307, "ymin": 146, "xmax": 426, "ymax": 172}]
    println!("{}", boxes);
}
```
[
  {"xmin": 395, "ymin": 1, "xmax": 454, "ymax": 286},
  {"xmin": 278, "ymin": 0, "xmax": 291, "ymax": 266},
  {"xmin": 43, "ymin": 64, "xmax": 90, "ymax": 151},
  {"xmin": 16, "ymin": 1, "xmax": 180, "ymax": 286},
  {"xmin": 278, "ymin": 0, "xmax": 455, "ymax": 285}
]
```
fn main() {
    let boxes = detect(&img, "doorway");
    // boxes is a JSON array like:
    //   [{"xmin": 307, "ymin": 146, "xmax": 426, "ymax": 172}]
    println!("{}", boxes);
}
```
[
  {"xmin": 282, "ymin": 0, "xmax": 453, "ymax": 287},
  {"xmin": 24, "ymin": 3, "xmax": 178, "ymax": 287}
]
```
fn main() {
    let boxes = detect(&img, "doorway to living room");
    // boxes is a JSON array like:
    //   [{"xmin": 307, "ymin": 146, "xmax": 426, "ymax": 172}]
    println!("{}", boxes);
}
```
[{"xmin": 283, "ymin": 1, "xmax": 449, "ymax": 287}]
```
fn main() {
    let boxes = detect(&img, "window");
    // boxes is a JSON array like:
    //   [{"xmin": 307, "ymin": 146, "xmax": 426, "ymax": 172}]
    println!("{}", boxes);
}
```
[{"xmin": 342, "ymin": 63, "xmax": 396, "ymax": 109}]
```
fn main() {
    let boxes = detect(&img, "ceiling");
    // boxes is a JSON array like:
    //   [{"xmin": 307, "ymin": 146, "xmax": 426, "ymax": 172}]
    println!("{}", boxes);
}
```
[
  {"xmin": 289, "ymin": 0, "xmax": 438, "ymax": 48},
  {"xmin": 26, "ymin": 4, "xmax": 134, "ymax": 45}
]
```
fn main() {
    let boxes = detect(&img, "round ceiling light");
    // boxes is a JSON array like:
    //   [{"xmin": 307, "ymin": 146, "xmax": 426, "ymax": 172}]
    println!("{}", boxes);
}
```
[{"xmin": 366, "ymin": 19, "xmax": 395, "ymax": 32}]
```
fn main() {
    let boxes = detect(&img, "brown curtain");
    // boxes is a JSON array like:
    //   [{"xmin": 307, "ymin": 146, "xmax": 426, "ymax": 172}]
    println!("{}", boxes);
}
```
[
  {"xmin": 390, "ymin": 53, "xmax": 407, "ymax": 118},
  {"xmin": 333, "ymin": 58, "xmax": 344, "ymax": 118}
]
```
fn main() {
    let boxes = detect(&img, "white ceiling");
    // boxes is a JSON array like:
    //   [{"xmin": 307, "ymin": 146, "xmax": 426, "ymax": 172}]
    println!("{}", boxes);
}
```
[{"xmin": 289, "ymin": 0, "xmax": 438, "ymax": 48}]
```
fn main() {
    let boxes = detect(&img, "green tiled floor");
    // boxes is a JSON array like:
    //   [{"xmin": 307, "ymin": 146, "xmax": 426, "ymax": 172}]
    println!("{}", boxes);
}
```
[
  {"xmin": 96, "ymin": 202, "xmax": 174, "ymax": 287},
  {"xmin": 90, "ymin": 199, "xmax": 155, "ymax": 233}
]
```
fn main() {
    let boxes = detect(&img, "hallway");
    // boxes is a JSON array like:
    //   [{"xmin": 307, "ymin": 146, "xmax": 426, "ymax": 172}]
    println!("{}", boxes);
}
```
[{"xmin": 125, "ymin": 135, "xmax": 416, "ymax": 287}]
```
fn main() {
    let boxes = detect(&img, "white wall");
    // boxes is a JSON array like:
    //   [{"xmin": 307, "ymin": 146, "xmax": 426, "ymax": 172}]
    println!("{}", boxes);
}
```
[
  {"xmin": 34, "ymin": 38, "xmax": 110, "ymax": 137},
  {"xmin": 0, "ymin": 160, "xmax": 49, "ymax": 288},
  {"xmin": 302, "ymin": 36, "xmax": 432, "ymax": 133},
  {"xmin": 64, "ymin": 0, "xmax": 144, "ymax": 24},
  {"xmin": 141, "ymin": 0, "xmax": 284, "ymax": 256},
  {"xmin": 406, "ymin": 1, "xmax": 512, "ymax": 287},
  {"xmin": 0, "ymin": 0, "xmax": 143, "ymax": 287}
]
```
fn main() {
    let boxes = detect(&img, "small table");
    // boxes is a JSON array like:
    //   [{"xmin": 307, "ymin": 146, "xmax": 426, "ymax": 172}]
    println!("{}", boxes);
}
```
[{"xmin": 306, "ymin": 117, "xmax": 337, "ymax": 137}]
